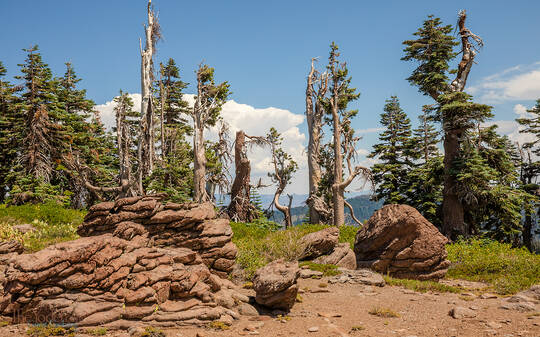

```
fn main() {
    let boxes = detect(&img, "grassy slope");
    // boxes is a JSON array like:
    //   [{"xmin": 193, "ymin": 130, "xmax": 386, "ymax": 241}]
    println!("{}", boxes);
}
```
[{"xmin": 0, "ymin": 202, "xmax": 85, "ymax": 252}]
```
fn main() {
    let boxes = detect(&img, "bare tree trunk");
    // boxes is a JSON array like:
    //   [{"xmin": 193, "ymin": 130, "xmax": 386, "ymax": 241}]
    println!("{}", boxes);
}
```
[
  {"xmin": 137, "ymin": 0, "xmax": 157, "ymax": 195},
  {"xmin": 306, "ymin": 58, "xmax": 328, "ymax": 224},
  {"xmin": 273, "ymin": 186, "xmax": 292, "ymax": 228},
  {"xmin": 330, "ymin": 92, "xmax": 345, "ymax": 227},
  {"xmin": 159, "ymin": 63, "xmax": 166, "ymax": 160},
  {"xmin": 193, "ymin": 117, "xmax": 207, "ymax": 203},
  {"xmin": 193, "ymin": 70, "xmax": 209, "ymax": 203},
  {"xmin": 227, "ymin": 131, "xmax": 256, "ymax": 222}
]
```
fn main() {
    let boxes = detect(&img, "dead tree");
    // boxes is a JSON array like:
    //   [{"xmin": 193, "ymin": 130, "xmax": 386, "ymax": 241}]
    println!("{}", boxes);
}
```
[
  {"xmin": 207, "ymin": 121, "xmax": 233, "ymax": 203},
  {"xmin": 267, "ymin": 127, "xmax": 298, "ymax": 228},
  {"xmin": 137, "ymin": 0, "xmax": 160, "ymax": 194},
  {"xmin": 192, "ymin": 64, "xmax": 230, "ymax": 203},
  {"xmin": 227, "ymin": 130, "xmax": 266, "ymax": 222},
  {"xmin": 327, "ymin": 43, "xmax": 371, "ymax": 226},
  {"xmin": 305, "ymin": 58, "xmax": 331, "ymax": 224}
]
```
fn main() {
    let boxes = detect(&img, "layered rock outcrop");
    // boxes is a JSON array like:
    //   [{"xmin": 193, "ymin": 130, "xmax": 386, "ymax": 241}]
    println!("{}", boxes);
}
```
[
  {"xmin": 354, "ymin": 204, "xmax": 450, "ymax": 280},
  {"xmin": 77, "ymin": 195, "xmax": 237, "ymax": 277},
  {"xmin": 253, "ymin": 260, "xmax": 300, "ymax": 311},
  {"xmin": 313, "ymin": 243, "xmax": 357, "ymax": 270},
  {"xmin": 298, "ymin": 227, "xmax": 356, "ymax": 270},
  {"xmin": 0, "ymin": 234, "xmax": 247, "ymax": 327}
]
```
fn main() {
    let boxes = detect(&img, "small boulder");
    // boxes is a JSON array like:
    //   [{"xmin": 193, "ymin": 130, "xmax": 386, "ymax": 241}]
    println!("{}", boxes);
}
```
[
  {"xmin": 313, "ymin": 243, "xmax": 356, "ymax": 270},
  {"xmin": 354, "ymin": 204, "xmax": 450, "ymax": 280},
  {"xmin": 449, "ymin": 306, "xmax": 477, "ymax": 319},
  {"xmin": 299, "ymin": 227, "xmax": 339, "ymax": 260},
  {"xmin": 253, "ymin": 260, "xmax": 300, "ymax": 311}
]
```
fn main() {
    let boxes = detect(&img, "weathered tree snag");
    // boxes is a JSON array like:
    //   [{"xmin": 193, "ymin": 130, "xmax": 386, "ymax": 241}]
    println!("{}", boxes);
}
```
[
  {"xmin": 442, "ymin": 10, "xmax": 482, "ymax": 239},
  {"xmin": 227, "ymin": 131, "xmax": 258, "ymax": 222},
  {"xmin": 305, "ymin": 58, "xmax": 329, "ymax": 224},
  {"xmin": 137, "ymin": 0, "xmax": 159, "ymax": 194}
]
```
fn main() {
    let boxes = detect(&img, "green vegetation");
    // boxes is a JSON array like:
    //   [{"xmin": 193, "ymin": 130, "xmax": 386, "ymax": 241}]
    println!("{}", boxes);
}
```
[
  {"xmin": 383, "ymin": 276, "xmax": 461, "ymax": 293},
  {"xmin": 447, "ymin": 239, "xmax": 540, "ymax": 294},
  {"xmin": 85, "ymin": 328, "xmax": 107, "ymax": 336},
  {"xmin": 299, "ymin": 261, "xmax": 340, "ymax": 277},
  {"xmin": 206, "ymin": 321, "xmax": 230, "ymax": 331},
  {"xmin": 0, "ymin": 202, "xmax": 84, "ymax": 252},
  {"xmin": 368, "ymin": 306, "xmax": 400, "ymax": 318},
  {"xmin": 231, "ymin": 221, "xmax": 355, "ymax": 279},
  {"xmin": 140, "ymin": 326, "xmax": 166, "ymax": 337},
  {"xmin": 26, "ymin": 324, "xmax": 75, "ymax": 337}
]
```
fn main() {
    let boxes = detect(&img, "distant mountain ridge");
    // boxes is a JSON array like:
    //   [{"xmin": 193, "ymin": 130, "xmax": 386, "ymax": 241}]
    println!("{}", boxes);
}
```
[{"xmin": 268, "ymin": 194, "xmax": 383, "ymax": 226}]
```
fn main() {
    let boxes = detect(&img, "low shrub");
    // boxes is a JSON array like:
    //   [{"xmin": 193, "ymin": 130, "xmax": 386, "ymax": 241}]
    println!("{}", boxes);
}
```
[
  {"xmin": 299, "ymin": 261, "xmax": 341, "ymax": 277},
  {"xmin": 368, "ymin": 306, "xmax": 400, "ymax": 318},
  {"xmin": 447, "ymin": 238, "xmax": 540, "ymax": 294},
  {"xmin": 26, "ymin": 324, "xmax": 75, "ymax": 337}
]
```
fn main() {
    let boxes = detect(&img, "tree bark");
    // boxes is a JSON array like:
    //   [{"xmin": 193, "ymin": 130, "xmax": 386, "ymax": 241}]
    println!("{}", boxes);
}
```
[
  {"xmin": 306, "ymin": 58, "xmax": 328, "ymax": 224},
  {"xmin": 442, "ymin": 128, "xmax": 466, "ymax": 239},
  {"xmin": 193, "ymin": 69, "xmax": 209, "ymax": 203},
  {"xmin": 137, "ymin": 0, "xmax": 156, "ymax": 195},
  {"xmin": 227, "ymin": 130, "xmax": 256, "ymax": 222},
  {"xmin": 330, "ymin": 86, "xmax": 345, "ymax": 227}
]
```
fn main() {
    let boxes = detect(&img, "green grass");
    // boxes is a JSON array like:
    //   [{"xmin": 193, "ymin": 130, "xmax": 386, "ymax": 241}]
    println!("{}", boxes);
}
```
[
  {"xmin": 0, "ymin": 202, "xmax": 85, "ymax": 252},
  {"xmin": 85, "ymin": 328, "xmax": 107, "ymax": 336},
  {"xmin": 383, "ymin": 276, "xmax": 462, "ymax": 293},
  {"xmin": 299, "ymin": 261, "xmax": 341, "ymax": 277},
  {"xmin": 231, "ymin": 222, "xmax": 357, "ymax": 279},
  {"xmin": 447, "ymin": 238, "xmax": 540, "ymax": 295}
]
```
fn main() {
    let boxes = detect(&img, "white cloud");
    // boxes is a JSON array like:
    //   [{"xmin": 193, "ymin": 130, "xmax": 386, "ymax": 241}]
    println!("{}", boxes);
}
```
[
  {"xmin": 94, "ymin": 93, "xmax": 142, "ymax": 131},
  {"xmin": 356, "ymin": 127, "xmax": 384, "ymax": 134},
  {"xmin": 469, "ymin": 62, "xmax": 540, "ymax": 103},
  {"xmin": 95, "ymin": 94, "xmax": 308, "ymax": 194},
  {"xmin": 482, "ymin": 104, "xmax": 536, "ymax": 147}
]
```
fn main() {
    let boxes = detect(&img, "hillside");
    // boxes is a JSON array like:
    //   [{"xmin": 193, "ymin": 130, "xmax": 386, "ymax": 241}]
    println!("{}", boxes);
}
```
[{"xmin": 269, "ymin": 195, "xmax": 384, "ymax": 226}]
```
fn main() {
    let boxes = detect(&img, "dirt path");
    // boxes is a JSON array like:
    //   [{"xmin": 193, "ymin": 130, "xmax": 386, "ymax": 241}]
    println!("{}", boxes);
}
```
[{"xmin": 1, "ymin": 278, "xmax": 538, "ymax": 337}]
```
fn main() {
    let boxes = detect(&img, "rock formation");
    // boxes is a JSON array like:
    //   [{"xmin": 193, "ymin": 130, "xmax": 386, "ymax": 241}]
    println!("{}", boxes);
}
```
[
  {"xmin": 77, "ymin": 195, "xmax": 237, "ymax": 277},
  {"xmin": 299, "ymin": 227, "xmax": 339, "ymax": 260},
  {"xmin": 354, "ymin": 204, "xmax": 450, "ymax": 280},
  {"xmin": 0, "ymin": 234, "xmax": 247, "ymax": 328},
  {"xmin": 313, "ymin": 243, "xmax": 356, "ymax": 270},
  {"xmin": 253, "ymin": 260, "xmax": 300, "ymax": 311}
]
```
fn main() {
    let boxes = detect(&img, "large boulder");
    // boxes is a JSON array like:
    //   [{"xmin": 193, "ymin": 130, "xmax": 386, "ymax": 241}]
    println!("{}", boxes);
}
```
[
  {"xmin": 354, "ymin": 204, "xmax": 450, "ymax": 280},
  {"xmin": 77, "ymin": 196, "xmax": 237, "ymax": 277},
  {"xmin": 299, "ymin": 227, "xmax": 339, "ymax": 260},
  {"xmin": 0, "ymin": 234, "xmax": 247, "ymax": 328},
  {"xmin": 313, "ymin": 243, "xmax": 356, "ymax": 270},
  {"xmin": 253, "ymin": 260, "xmax": 300, "ymax": 311}
]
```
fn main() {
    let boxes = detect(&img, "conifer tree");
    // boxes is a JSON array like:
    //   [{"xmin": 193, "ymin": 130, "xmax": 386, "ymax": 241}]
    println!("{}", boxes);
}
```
[
  {"xmin": 10, "ymin": 46, "xmax": 65, "ymax": 204},
  {"xmin": 324, "ymin": 42, "xmax": 370, "ymax": 226},
  {"xmin": 0, "ymin": 62, "xmax": 18, "ymax": 203},
  {"xmin": 369, "ymin": 96, "xmax": 412, "ymax": 204}
]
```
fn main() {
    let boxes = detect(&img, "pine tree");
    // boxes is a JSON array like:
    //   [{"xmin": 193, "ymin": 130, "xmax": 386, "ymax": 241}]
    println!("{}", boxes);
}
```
[
  {"xmin": 0, "ymin": 62, "xmax": 19, "ymax": 203},
  {"xmin": 411, "ymin": 106, "xmax": 440, "ymax": 163},
  {"xmin": 369, "ymin": 96, "xmax": 412, "ymax": 204},
  {"xmin": 10, "ymin": 46, "xmax": 65, "ymax": 204}
]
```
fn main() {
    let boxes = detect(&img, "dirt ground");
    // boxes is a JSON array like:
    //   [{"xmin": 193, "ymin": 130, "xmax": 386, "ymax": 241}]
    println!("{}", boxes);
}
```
[{"xmin": 1, "ymin": 277, "xmax": 538, "ymax": 337}]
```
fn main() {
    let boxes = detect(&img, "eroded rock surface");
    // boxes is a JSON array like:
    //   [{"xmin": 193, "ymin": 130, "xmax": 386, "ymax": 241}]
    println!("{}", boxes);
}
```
[
  {"xmin": 299, "ymin": 227, "xmax": 339, "ymax": 260},
  {"xmin": 354, "ymin": 204, "xmax": 450, "ymax": 280},
  {"xmin": 253, "ymin": 260, "xmax": 300, "ymax": 311},
  {"xmin": 313, "ymin": 243, "xmax": 356, "ymax": 270},
  {"xmin": 77, "ymin": 195, "xmax": 237, "ymax": 277},
  {"xmin": 0, "ymin": 234, "xmax": 246, "ymax": 327}
]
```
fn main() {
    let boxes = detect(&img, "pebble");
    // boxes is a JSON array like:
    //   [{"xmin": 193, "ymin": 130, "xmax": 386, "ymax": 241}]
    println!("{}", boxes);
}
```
[
  {"xmin": 486, "ymin": 321, "xmax": 502, "ymax": 329},
  {"xmin": 308, "ymin": 326, "xmax": 319, "ymax": 332}
]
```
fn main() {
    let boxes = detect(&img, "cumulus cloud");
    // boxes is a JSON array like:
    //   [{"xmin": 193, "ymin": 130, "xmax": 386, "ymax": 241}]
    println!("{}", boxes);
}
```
[
  {"xmin": 469, "ymin": 62, "xmax": 540, "ymax": 103},
  {"xmin": 95, "ymin": 93, "xmax": 308, "ymax": 194},
  {"xmin": 482, "ymin": 104, "xmax": 536, "ymax": 146},
  {"xmin": 94, "ymin": 93, "xmax": 142, "ymax": 131}
]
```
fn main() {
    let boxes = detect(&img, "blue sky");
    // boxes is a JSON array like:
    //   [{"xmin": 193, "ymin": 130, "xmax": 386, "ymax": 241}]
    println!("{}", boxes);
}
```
[{"xmin": 2, "ymin": 0, "xmax": 540, "ymax": 194}]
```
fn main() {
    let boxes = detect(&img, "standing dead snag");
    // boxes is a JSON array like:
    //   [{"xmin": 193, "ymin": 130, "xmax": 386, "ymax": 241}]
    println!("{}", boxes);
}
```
[
  {"xmin": 305, "ymin": 58, "xmax": 331, "ymax": 224},
  {"xmin": 206, "ymin": 121, "xmax": 233, "ymax": 203},
  {"xmin": 326, "ymin": 43, "xmax": 370, "ymax": 227},
  {"xmin": 191, "ymin": 64, "xmax": 230, "ymax": 203},
  {"xmin": 267, "ymin": 127, "xmax": 298, "ymax": 228},
  {"xmin": 137, "ymin": 0, "xmax": 160, "ymax": 194},
  {"xmin": 227, "ymin": 130, "xmax": 266, "ymax": 222}
]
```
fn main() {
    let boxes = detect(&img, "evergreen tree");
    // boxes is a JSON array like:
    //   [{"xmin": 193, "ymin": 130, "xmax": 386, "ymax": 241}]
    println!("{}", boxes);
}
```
[
  {"xmin": 369, "ymin": 96, "xmax": 412, "ymax": 204},
  {"xmin": 10, "ymin": 46, "xmax": 65, "ymax": 204},
  {"xmin": 411, "ymin": 106, "xmax": 440, "ymax": 163},
  {"xmin": 0, "ymin": 62, "xmax": 19, "ymax": 203}
]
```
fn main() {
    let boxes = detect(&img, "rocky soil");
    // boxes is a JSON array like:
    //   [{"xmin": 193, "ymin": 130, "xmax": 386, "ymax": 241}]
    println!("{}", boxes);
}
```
[{"xmin": 0, "ymin": 277, "xmax": 538, "ymax": 337}]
